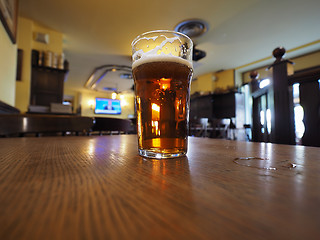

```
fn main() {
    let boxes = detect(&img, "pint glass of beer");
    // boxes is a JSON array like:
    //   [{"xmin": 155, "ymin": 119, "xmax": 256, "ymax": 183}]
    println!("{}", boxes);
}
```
[{"xmin": 131, "ymin": 30, "xmax": 193, "ymax": 159}]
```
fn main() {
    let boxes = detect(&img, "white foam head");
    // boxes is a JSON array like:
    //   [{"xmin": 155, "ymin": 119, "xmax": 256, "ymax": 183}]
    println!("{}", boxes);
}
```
[
  {"xmin": 132, "ymin": 53, "xmax": 193, "ymax": 69},
  {"xmin": 132, "ymin": 31, "xmax": 193, "ymax": 69}
]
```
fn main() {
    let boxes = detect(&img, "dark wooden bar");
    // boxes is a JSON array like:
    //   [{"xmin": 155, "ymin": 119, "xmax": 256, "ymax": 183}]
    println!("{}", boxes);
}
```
[
  {"xmin": 0, "ymin": 114, "xmax": 94, "ymax": 137},
  {"xmin": 92, "ymin": 117, "xmax": 132, "ymax": 134}
]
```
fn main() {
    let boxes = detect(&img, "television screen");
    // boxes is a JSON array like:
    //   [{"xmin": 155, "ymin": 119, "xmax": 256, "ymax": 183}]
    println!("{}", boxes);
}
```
[{"xmin": 95, "ymin": 98, "xmax": 121, "ymax": 114}]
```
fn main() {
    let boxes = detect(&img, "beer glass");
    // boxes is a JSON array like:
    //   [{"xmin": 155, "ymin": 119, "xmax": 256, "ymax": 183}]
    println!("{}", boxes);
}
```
[{"xmin": 131, "ymin": 30, "xmax": 193, "ymax": 159}]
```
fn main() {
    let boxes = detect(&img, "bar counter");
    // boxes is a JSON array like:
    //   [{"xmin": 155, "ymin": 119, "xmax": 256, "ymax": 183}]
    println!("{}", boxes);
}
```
[{"xmin": 0, "ymin": 135, "xmax": 319, "ymax": 239}]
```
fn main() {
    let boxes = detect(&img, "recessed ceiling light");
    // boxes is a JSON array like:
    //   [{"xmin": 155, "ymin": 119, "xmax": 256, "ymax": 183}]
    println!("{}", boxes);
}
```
[
  {"xmin": 103, "ymin": 87, "xmax": 117, "ymax": 91},
  {"xmin": 174, "ymin": 19, "xmax": 209, "ymax": 38},
  {"xmin": 120, "ymin": 73, "xmax": 132, "ymax": 79}
]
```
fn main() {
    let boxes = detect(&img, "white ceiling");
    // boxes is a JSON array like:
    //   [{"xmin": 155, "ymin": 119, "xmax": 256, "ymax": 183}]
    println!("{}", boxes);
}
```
[{"xmin": 19, "ymin": 0, "xmax": 320, "ymax": 93}]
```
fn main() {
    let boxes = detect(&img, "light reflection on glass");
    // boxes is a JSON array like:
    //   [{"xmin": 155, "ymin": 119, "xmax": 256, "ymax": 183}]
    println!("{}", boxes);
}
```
[
  {"xmin": 151, "ymin": 103, "xmax": 160, "ymax": 136},
  {"xmin": 152, "ymin": 138, "xmax": 161, "ymax": 148},
  {"xmin": 293, "ymin": 83, "xmax": 300, "ymax": 103},
  {"xmin": 292, "ymin": 83, "xmax": 305, "ymax": 144},
  {"xmin": 259, "ymin": 78, "xmax": 270, "ymax": 89},
  {"xmin": 294, "ymin": 105, "xmax": 305, "ymax": 139},
  {"xmin": 260, "ymin": 110, "xmax": 265, "ymax": 126},
  {"xmin": 152, "ymin": 103, "xmax": 160, "ymax": 114},
  {"xmin": 175, "ymin": 99, "xmax": 184, "ymax": 119},
  {"xmin": 266, "ymin": 109, "xmax": 271, "ymax": 134},
  {"xmin": 151, "ymin": 120, "xmax": 160, "ymax": 135},
  {"xmin": 136, "ymin": 97, "xmax": 142, "ymax": 138},
  {"xmin": 160, "ymin": 78, "xmax": 171, "ymax": 90}
]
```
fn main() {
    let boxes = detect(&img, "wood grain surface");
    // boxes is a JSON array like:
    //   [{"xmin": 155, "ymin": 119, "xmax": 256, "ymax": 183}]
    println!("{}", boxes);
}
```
[{"xmin": 0, "ymin": 135, "xmax": 320, "ymax": 240}]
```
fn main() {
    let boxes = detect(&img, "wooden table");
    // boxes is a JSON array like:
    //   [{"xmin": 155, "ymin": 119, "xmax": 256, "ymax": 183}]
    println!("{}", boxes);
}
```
[{"xmin": 1, "ymin": 135, "xmax": 320, "ymax": 240}]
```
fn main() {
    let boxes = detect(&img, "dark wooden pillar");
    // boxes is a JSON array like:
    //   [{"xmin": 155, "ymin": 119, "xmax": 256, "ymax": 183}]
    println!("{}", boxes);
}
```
[
  {"xmin": 268, "ymin": 47, "xmax": 295, "ymax": 145},
  {"xmin": 250, "ymin": 71, "xmax": 262, "ymax": 142}
]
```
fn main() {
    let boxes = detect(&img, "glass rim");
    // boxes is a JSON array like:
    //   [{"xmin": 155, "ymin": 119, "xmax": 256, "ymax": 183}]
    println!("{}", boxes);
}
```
[{"xmin": 131, "ymin": 30, "xmax": 193, "ymax": 47}]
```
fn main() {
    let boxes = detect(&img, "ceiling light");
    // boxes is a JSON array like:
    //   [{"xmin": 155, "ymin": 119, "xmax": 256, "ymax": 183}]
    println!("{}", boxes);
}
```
[
  {"xmin": 120, "ymin": 73, "xmax": 132, "ymax": 79},
  {"xmin": 175, "ymin": 19, "xmax": 208, "ymax": 61},
  {"xmin": 111, "ymin": 92, "xmax": 117, "ymax": 99},
  {"xmin": 174, "ymin": 19, "xmax": 208, "ymax": 38},
  {"xmin": 103, "ymin": 87, "xmax": 117, "ymax": 91},
  {"xmin": 85, "ymin": 65, "xmax": 132, "ymax": 91}
]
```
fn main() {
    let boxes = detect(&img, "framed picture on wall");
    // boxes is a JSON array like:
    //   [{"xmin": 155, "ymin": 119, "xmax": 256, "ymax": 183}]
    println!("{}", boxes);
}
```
[{"xmin": 0, "ymin": 0, "xmax": 18, "ymax": 44}]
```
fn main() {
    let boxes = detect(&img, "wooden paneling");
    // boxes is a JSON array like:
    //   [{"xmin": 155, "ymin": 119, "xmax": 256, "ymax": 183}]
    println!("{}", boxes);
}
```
[{"xmin": 30, "ymin": 66, "xmax": 67, "ymax": 106}]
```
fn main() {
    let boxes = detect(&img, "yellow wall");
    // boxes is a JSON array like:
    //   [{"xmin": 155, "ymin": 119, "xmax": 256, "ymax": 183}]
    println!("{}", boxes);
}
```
[
  {"xmin": 190, "ymin": 73, "xmax": 213, "ymax": 95},
  {"xmin": 292, "ymin": 50, "xmax": 320, "ymax": 71},
  {"xmin": 15, "ymin": 17, "xmax": 64, "ymax": 112},
  {"xmin": 15, "ymin": 17, "xmax": 32, "ymax": 112},
  {"xmin": 32, "ymin": 21, "xmax": 63, "ymax": 54},
  {"xmin": 213, "ymin": 69, "xmax": 235, "ymax": 92},
  {"xmin": 190, "ymin": 69, "xmax": 235, "ymax": 95},
  {"xmin": 0, "ymin": 20, "xmax": 17, "ymax": 106}
]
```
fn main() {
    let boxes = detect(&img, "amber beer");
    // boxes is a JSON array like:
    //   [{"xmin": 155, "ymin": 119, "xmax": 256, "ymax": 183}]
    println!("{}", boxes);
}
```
[{"xmin": 132, "ymin": 31, "xmax": 193, "ymax": 158}]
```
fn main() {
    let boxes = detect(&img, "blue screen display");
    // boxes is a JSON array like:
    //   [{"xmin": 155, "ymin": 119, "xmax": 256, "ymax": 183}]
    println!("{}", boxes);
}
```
[{"xmin": 95, "ymin": 98, "xmax": 121, "ymax": 114}]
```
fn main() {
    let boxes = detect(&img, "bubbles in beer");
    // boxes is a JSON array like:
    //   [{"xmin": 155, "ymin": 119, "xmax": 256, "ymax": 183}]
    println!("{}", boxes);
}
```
[{"xmin": 132, "ymin": 59, "xmax": 193, "ymax": 154}]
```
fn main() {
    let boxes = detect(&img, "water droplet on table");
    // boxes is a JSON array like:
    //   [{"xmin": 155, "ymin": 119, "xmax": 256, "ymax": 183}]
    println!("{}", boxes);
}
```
[{"xmin": 233, "ymin": 157, "xmax": 277, "ymax": 170}]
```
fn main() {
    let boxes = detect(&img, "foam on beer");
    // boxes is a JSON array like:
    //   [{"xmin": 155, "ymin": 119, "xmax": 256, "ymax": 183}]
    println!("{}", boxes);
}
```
[{"xmin": 132, "ymin": 36, "xmax": 193, "ymax": 70}]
